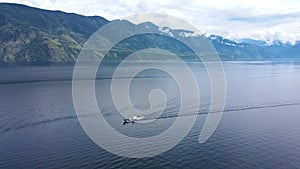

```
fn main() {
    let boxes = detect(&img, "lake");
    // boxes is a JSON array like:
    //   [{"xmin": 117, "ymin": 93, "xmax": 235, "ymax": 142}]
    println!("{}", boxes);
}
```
[{"xmin": 1, "ymin": 61, "xmax": 300, "ymax": 168}]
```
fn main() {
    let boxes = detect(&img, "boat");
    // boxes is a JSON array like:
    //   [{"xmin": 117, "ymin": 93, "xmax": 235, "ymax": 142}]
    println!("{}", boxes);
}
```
[
  {"xmin": 123, "ymin": 118, "xmax": 135, "ymax": 124},
  {"xmin": 123, "ymin": 116, "xmax": 143, "ymax": 125}
]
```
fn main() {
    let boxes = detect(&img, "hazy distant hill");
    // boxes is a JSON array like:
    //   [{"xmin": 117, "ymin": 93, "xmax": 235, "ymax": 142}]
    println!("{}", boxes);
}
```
[{"xmin": 0, "ymin": 3, "xmax": 299, "ymax": 63}]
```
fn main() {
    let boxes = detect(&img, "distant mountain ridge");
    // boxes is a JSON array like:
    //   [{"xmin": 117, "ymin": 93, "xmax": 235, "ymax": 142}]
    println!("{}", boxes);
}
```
[{"xmin": 0, "ymin": 3, "xmax": 299, "ymax": 63}]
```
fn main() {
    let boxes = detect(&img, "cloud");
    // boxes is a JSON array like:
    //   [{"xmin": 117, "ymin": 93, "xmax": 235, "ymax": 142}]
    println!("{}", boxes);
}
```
[{"xmin": 1, "ymin": 0, "xmax": 300, "ymax": 42}]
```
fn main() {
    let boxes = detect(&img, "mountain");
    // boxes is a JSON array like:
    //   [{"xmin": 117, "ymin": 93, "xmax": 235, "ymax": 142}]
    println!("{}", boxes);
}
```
[
  {"xmin": 237, "ymin": 38, "xmax": 300, "ymax": 59},
  {"xmin": 280, "ymin": 43, "xmax": 300, "ymax": 58},
  {"xmin": 238, "ymin": 38, "xmax": 269, "ymax": 46},
  {"xmin": 0, "ymin": 3, "xmax": 108, "ymax": 62},
  {"xmin": 0, "ymin": 3, "xmax": 299, "ymax": 63},
  {"xmin": 208, "ymin": 35, "xmax": 277, "ymax": 60}
]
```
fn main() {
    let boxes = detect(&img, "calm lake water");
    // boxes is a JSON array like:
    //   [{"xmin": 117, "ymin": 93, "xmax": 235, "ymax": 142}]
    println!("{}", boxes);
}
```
[{"xmin": 1, "ymin": 61, "xmax": 300, "ymax": 168}]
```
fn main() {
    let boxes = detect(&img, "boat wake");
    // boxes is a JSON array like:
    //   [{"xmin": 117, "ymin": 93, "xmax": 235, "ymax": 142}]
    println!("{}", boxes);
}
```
[
  {"xmin": 2, "ymin": 101, "xmax": 300, "ymax": 133},
  {"xmin": 137, "ymin": 101, "xmax": 300, "ymax": 121}
]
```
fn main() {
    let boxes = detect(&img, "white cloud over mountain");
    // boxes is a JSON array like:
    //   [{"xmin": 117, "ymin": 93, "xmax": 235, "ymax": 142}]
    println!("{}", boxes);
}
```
[{"xmin": 1, "ymin": 0, "xmax": 299, "ymax": 43}]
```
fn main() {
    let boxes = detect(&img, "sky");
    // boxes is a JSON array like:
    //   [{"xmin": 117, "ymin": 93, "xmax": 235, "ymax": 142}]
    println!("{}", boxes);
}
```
[{"xmin": 1, "ymin": 0, "xmax": 300, "ymax": 44}]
